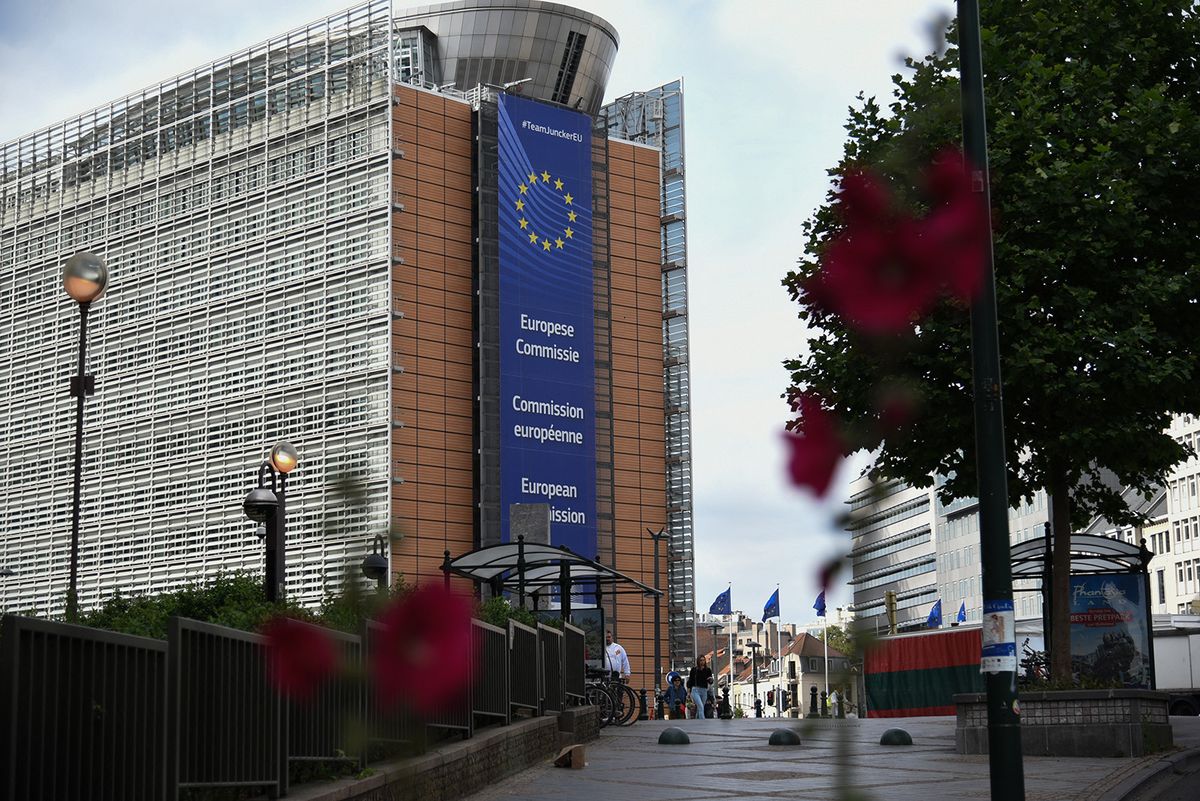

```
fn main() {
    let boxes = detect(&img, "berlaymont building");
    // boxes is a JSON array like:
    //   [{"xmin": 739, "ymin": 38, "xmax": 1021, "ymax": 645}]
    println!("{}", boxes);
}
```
[{"xmin": 0, "ymin": 0, "xmax": 696, "ymax": 682}]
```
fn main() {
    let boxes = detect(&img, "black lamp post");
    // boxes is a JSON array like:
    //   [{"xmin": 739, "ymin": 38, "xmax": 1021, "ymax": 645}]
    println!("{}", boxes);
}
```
[
  {"xmin": 361, "ymin": 534, "xmax": 389, "ymax": 591},
  {"xmin": 646, "ymin": 527, "xmax": 666, "ymax": 717},
  {"xmin": 957, "ymin": 2, "xmax": 1024, "ymax": 796},
  {"xmin": 62, "ymin": 252, "xmax": 108, "ymax": 622},
  {"xmin": 243, "ymin": 442, "xmax": 299, "ymax": 602},
  {"xmin": 747, "ymin": 641, "xmax": 763, "ymax": 718}
]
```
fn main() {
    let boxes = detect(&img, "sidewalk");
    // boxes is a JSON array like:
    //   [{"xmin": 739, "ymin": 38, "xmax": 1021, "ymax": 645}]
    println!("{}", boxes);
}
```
[{"xmin": 466, "ymin": 716, "xmax": 1200, "ymax": 801}]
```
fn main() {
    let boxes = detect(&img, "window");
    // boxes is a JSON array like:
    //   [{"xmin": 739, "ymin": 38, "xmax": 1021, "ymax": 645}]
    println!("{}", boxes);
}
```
[{"xmin": 1158, "ymin": 570, "xmax": 1166, "ymax": 605}]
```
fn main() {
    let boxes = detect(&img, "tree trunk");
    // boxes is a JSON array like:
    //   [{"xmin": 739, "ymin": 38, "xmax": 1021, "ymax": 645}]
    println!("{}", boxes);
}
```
[{"xmin": 1049, "ymin": 468, "xmax": 1073, "ymax": 683}]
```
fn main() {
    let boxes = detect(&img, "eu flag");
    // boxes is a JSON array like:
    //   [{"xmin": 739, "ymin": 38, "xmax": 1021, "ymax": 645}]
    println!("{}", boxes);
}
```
[
  {"xmin": 927, "ymin": 599, "xmax": 943, "ymax": 629},
  {"xmin": 813, "ymin": 591, "xmax": 826, "ymax": 618},
  {"xmin": 956, "ymin": 602, "xmax": 967, "ymax": 624},
  {"xmin": 763, "ymin": 589, "xmax": 780, "ymax": 621},
  {"xmin": 710, "ymin": 587, "xmax": 732, "ymax": 616}
]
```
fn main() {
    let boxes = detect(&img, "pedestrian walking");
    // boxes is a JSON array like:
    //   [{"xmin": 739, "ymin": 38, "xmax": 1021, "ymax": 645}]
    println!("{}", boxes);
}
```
[{"xmin": 686, "ymin": 655, "xmax": 713, "ymax": 719}]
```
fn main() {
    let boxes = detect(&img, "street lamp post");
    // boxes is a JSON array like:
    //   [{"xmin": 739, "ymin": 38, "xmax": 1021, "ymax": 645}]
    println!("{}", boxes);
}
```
[
  {"xmin": 708, "ymin": 621, "xmax": 726, "ymax": 717},
  {"xmin": 646, "ymin": 528, "xmax": 666, "ymax": 718},
  {"xmin": 361, "ymin": 534, "xmax": 389, "ymax": 592},
  {"xmin": 243, "ymin": 442, "xmax": 299, "ymax": 602},
  {"xmin": 957, "ymin": 2, "xmax": 1024, "ymax": 798},
  {"xmin": 62, "ymin": 252, "xmax": 109, "ymax": 621},
  {"xmin": 747, "ymin": 641, "xmax": 763, "ymax": 718}
]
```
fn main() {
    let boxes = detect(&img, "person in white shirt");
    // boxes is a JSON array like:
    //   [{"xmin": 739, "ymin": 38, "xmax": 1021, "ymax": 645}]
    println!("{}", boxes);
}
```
[{"xmin": 604, "ymin": 630, "xmax": 631, "ymax": 680}]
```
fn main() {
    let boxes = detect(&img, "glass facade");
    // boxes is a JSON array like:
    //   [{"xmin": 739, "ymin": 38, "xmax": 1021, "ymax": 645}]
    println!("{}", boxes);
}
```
[
  {"xmin": 603, "ymin": 80, "xmax": 695, "ymax": 666},
  {"xmin": 1, "ymin": 0, "xmax": 397, "ymax": 614}
]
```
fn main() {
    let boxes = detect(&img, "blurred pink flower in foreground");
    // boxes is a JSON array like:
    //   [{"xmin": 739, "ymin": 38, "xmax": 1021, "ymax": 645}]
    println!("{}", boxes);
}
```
[
  {"xmin": 784, "ymin": 394, "xmax": 844, "ymax": 498},
  {"xmin": 805, "ymin": 153, "xmax": 987, "ymax": 334},
  {"xmin": 262, "ymin": 616, "xmax": 339, "ymax": 701},
  {"xmin": 371, "ymin": 584, "xmax": 474, "ymax": 714}
]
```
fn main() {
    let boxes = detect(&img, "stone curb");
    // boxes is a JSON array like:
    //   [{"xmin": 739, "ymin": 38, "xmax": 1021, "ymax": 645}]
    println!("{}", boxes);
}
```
[{"xmin": 1096, "ymin": 746, "xmax": 1200, "ymax": 801}]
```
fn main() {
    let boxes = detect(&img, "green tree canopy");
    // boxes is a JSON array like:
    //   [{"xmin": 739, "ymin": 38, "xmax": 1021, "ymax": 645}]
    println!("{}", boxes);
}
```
[{"xmin": 785, "ymin": 0, "xmax": 1200, "ymax": 528}]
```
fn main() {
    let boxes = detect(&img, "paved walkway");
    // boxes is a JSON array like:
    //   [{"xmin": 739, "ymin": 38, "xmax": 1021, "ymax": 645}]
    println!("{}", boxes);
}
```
[{"xmin": 467, "ymin": 716, "xmax": 1200, "ymax": 801}]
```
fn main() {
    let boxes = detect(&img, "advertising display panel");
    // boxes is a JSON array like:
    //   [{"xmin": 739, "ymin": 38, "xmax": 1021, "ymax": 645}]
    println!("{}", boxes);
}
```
[
  {"xmin": 496, "ymin": 94, "xmax": 596, "ymax": 558},
  {"xmin": 1068, "ymin": 573, "xmax": 1151, "ymax": 688}
]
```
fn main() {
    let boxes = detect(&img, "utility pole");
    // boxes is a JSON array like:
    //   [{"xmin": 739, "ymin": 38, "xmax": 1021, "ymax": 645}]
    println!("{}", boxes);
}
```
[{"xmin": 958, "ymin": 1, "xmax": 1025, "ymax": 798}]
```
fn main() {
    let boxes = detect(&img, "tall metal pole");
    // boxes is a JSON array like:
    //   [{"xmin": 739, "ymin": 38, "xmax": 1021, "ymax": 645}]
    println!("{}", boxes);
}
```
[
  {"xmin": 67, "ymin": 301, "xmax": 92, "ymax": 622},
  {"xmin": 647, "ymin": 529, "xmax": 664, "ymax": 714},
  {"xmin": 958, "ymin": 1, "xmax": 1025, "ymax": 797}
]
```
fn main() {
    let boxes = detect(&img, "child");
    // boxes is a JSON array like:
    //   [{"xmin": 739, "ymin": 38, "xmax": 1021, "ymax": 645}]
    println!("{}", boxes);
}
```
[{"xmin": 663, "ymin": 675, "xmax": 689, "ymax": 720}]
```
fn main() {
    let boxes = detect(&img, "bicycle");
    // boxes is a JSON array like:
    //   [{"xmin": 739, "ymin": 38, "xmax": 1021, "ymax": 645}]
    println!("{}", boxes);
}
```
[
  {"xmin": 587, "ymin": 668, "xmax": 639, "ymax": 726},
  {"xmin": 585, "ymin": 680, "xmax": 617, "ymax": 728}
]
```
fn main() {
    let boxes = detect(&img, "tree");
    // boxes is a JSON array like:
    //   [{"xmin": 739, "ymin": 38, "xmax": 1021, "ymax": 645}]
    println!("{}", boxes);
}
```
[
  {"xmin": 785, "ymin": 1, "xmax": 1200, "ymax": 681},
  {"xmin": 818, "ymin": 623, "xmax": 854, "ymax": 657}
]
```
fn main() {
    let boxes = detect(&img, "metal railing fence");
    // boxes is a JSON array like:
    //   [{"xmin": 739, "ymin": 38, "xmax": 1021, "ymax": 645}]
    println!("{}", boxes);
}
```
[
  {"xmin": 288, "ymin": 622, "xmax": 363, "ymax": 768},
  {"xmin": 1, "ymin": 610, "xmax": 587, "ymax": 798},
  {"xmin": 0, "ymin": 616, "xmax": 168, "ymax": 801},
  {"xmin": 562, "ymin": 623, "xmax": 586, "ymax": 702},
  {"xmin": 362, "ymin": 619, "xmax": 421, "ymax": 753},
  {"xmin": 167, "ymin": 617, "xmax": 283, "ymax": 799},
  {"xmin": 508, "ymin": 620, "xmax": 540, "ymax": 714},
  {"xmin": 538, "ymin": 624, "xmax": 564, "ymax": 713},
  {"xmin": 472, "ymin": 619, "xmax": 509, "ymax": 724}
]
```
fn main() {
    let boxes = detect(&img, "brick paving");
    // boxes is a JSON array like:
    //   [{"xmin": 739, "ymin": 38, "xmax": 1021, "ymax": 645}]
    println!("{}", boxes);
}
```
[{"xmin": 466, "ymin": 716, "xmax": 1200, "ymax": 801}]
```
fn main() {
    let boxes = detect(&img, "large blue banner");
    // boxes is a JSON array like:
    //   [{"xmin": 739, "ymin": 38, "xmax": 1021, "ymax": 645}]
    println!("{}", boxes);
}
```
[
  {"xmin": 1069, "ymin": 573, "xmax": 1151, "ymax": 689},
  {"xmin": 497, "ymin": 94, "xmax": 596, "ymax": 558}
]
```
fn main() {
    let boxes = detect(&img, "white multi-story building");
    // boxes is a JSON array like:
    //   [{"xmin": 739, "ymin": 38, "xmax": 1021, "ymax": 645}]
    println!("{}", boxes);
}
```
[{"xmin": 847, "ymin": 474, "xmax": 1048, "ymax": 631}]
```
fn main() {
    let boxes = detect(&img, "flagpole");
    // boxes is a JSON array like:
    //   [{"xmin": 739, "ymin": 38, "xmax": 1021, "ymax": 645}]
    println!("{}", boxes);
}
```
[
  {"xmin": 823, "ymin": 613, "xmax": 829, "ymax": 703},
  {"xmin": 776, "ymin": 585, "xmax": 782, "ymax": 718}
]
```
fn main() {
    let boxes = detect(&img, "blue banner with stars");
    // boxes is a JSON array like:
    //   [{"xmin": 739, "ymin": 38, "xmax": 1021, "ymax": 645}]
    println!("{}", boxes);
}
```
[{"xmin": 497, "ymin": 94, "xmax": 596, "ymax": 558}]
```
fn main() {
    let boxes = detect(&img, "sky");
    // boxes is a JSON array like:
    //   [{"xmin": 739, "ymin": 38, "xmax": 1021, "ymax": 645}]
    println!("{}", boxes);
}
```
[{"xmin": 0, "ymin": 0, "xmax": 954, "ymax": 623}]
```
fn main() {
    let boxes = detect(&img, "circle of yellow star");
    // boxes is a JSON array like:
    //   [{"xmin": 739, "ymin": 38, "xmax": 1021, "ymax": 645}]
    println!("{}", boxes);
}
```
[
  {"xmin": 528, "ymin": 230, "xmax": 539, "ymax": 244},
  {"xmin": 542, "ymin": 239, "xmax": 552, "ymax": 251},
  {"xmin": 541, "ymin": 170, "xmax": 551, "ymax": 183}
]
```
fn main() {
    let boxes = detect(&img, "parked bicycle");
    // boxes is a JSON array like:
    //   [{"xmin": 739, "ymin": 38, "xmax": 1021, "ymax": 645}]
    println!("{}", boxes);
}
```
[{"xmin": 587, "ymin": 667, "xmax": 639, "ymax": 726}]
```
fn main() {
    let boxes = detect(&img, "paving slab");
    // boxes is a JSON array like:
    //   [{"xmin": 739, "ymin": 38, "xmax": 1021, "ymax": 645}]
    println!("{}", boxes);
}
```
[{"xmin": 465, "ymin": 715, "xmax": 1200, "ymax": 801}]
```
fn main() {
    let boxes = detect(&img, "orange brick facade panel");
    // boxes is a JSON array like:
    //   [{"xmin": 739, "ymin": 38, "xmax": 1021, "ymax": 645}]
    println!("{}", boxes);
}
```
[
  {"xmin": 607, "ymin": 139, "xmax": 669, "ymax": 692},
  {"xmin": 386, "ymin": 88, "xmax": 670, "ymax": 694},
  {"xmin": 390, "ymin": 85, "xmax": 475, "ymax": 593}
]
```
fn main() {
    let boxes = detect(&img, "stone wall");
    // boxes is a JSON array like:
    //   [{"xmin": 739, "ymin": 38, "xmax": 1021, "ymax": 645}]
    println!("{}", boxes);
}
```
[
  {"xmin": 557, "ymin": 704, "xmax": 600, "ymax": 745},
  {"xmin": 289, "ymin": 706, "xmax": 602, "ymax": 801},
  {"xmin": 954, "ymin": 690, "xmax": 1173, "ymax": 758}
]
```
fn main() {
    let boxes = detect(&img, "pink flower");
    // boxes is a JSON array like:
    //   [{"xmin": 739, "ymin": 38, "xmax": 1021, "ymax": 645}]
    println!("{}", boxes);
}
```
[
  {"xmin": 371, "ymin": 584, "xmax": 474, "ymax": 715},
  {"xmin": 923, "ymin": 150, "xmax": 988, "ymax": 303},
  {"xmin": 806, "ymin": 155, "xmax": 990, "ymax": 333},
  {"xmin": 784, "ymin": 394, "xmax": 844, "ymax": 498},
  {"xmin": 808, "ymin": 218, "xmax": 941, "ymax": 333},
  {"xmin": 262, "ymin": 616, "xmax": 339, "ymax": 701}
]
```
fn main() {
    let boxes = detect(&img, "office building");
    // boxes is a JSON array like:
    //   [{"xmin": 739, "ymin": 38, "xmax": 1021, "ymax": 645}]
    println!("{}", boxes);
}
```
[
  {"xmin": 847, "ymin": 475, "xmax": 1047, "ymax": 632},
  {"xmin": 0, "ymin": 0, "xmax": 693, "ymax": 682}
]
